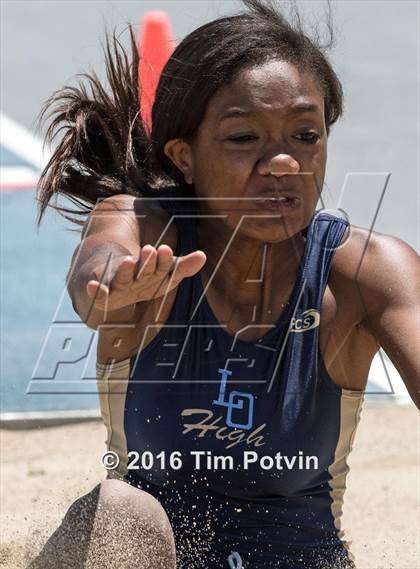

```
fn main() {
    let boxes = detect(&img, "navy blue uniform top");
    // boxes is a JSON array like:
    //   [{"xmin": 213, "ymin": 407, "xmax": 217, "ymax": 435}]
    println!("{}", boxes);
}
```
[{"xmin": 96, "ymin": 202, "xmax": 364, "ymax": 569}]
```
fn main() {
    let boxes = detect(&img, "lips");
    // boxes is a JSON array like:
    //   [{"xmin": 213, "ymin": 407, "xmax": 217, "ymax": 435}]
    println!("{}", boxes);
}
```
[{"xmin": 252, "ymin": 190, "xmax": 302, "ymax": 212}]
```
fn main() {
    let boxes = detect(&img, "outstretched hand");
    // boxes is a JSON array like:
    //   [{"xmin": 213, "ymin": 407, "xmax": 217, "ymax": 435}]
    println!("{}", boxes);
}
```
[{"xmin": 86, "ymin": 244, "xmax": 207, "ymax": 312}]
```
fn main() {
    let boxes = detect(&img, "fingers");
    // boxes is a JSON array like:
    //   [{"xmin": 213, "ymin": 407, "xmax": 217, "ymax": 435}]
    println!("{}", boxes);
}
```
[
  {"xmin": 135, "ymin": 245, "xmax": 159, "ymax": 279},
  {"xmin": 112, "ymin": 256, "xmax": 137, "ymax": 286},
  {"xmin": 86, "ymin": 280, "xmax": 109, "ymax": 304},
  {"xmin": 155, "ymin": 245, "xmax": 176, "ymax": 276},
  {"xmin": 137, "ymin": 246, "xmax": 206, "ymax": 283},
  {"xmin": 86, "ymin": 246, "xmax": 207, "ymax": 309},
  {"xmin": 134, "ymin": 245, "xmax": 175, "ymax": 281},
  {"xmin": 172, "ymin": 250, "xmax": 207, "ymax": 281},
  {"xmin": 86, "ymin": 256, "xmax": 136, "ymax": 308},
  {"xmin": 143, "ymin": 248, "xmax": 207, "ymax": 300}
]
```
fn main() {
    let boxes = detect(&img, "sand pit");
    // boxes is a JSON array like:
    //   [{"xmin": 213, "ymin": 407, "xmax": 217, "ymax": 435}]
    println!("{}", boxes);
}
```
[{"xmin": 0, "ymin": 402, "xmax": 418, "ymax": 568}]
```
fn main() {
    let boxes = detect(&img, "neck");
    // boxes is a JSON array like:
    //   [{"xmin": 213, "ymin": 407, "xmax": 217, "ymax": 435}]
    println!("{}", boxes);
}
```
[{"xmin": 196, "ymin": 218, "xmax": 305, "ymax": 311}]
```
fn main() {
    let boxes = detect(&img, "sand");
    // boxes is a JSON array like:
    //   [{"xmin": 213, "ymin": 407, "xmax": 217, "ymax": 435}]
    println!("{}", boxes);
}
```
[{"xmin": 0, "ymin": 402, "xmax": 419, "ymax": 569}]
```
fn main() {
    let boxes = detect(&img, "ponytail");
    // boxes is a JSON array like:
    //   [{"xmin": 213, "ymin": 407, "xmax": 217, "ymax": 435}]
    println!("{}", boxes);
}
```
[{"xmin": 36, "ymin": 25, "xmax": 160, "ymax": 228}]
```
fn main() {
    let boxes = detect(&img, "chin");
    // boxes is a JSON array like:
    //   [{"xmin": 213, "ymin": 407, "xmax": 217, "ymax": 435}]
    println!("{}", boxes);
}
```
[{"xmin": 246, "ymin": 210, "xmax": 311, "ymax": 242}]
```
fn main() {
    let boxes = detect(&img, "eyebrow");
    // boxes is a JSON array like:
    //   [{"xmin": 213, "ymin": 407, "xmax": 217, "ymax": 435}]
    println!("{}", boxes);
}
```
[{"xmin": 218, "ymin": 103, "xmax": 321, "ymax": 122}]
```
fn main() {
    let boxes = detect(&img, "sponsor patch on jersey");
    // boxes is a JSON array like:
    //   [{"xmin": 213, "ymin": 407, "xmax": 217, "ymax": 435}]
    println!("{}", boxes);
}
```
[{"xmin": 290, "ymin": 309, "xmax": 320, "ymax": 332}]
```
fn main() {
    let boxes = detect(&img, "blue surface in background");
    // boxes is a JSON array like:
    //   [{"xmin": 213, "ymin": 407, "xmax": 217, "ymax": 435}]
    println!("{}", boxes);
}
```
[
  {"xmin": 0, "ymin": 144, "xmax": 34, "ymax": 168},
  {"xmin": 1, "ymin": 189, "xmax": 100, "ymax": 413}
]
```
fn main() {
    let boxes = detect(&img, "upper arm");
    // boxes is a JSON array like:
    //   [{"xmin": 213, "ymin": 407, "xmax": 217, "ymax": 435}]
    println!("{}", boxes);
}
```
[{"xmin": 356, "ymin": 233, "xmax": 420, "ymax": 408}]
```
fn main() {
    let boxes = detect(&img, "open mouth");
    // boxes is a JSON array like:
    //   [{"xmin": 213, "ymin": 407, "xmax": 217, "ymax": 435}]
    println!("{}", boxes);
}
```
[{"xmin": 253, "ymin": 196, "xmax": 302, "ymax": 211}]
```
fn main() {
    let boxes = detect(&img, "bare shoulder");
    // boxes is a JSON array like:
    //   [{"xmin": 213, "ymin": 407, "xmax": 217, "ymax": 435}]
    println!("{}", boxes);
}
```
[
  {"xmin": 86, "ymin": 193, "xmax": 137, "ymax": 217},
  {"xmin": 331, "ymin": 223, "xmax": 419, "ymax": 320}
]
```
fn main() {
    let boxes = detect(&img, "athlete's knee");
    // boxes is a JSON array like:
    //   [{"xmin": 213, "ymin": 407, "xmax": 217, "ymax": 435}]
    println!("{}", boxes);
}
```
[
  {"xmin": 98, "ymin": 478, "xmax": 172, "ymax": 529},
  {"xmin": 29, "ymin": 480, "xmax": 176, "ymax": 569},
  {"xmin": 94, "ymin": 478, "xmax": 176, "ymax": 566}
]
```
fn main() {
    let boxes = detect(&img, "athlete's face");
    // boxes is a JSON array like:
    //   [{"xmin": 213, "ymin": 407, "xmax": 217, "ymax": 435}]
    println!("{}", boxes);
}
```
[{"xmin": 165, "ymin": 60, "xmax": 328, "ymax": 242}]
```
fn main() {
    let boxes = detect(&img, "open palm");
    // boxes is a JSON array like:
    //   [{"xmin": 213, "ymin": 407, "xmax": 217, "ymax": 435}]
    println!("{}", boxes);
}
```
[{"xmin": 86, "ymin": 244, "xmax": 206, "ymax": 312}]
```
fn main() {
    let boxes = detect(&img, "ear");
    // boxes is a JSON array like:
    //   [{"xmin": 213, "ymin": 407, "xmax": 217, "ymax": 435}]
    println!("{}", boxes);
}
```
[{"xmin": 163, "ymin": 139, "xmax": 194, "ymax": 184}]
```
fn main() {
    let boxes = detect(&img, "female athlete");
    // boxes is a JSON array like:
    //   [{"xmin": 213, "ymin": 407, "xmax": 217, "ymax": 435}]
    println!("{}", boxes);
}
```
[{"xmin": 30, "ymin": 1, "xmax": 419, "ymax": 568}]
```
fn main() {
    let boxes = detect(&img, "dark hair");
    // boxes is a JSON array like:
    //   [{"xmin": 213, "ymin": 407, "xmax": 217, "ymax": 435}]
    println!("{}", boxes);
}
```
[{"xmin": 36, "ymin": 0, "xmax": 343, "ymax": 228}]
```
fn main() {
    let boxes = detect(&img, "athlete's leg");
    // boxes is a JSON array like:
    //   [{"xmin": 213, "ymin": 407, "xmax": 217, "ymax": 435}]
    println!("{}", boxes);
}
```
[{"xmin": 27, "ymin": 479, "xmax": 176, "ymax": 569}]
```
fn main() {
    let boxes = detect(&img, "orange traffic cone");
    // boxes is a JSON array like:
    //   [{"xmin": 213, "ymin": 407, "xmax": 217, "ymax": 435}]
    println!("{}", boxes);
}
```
[{"xmin": 138, "ymin": 11, "xmax": 175, "ymax": 134}]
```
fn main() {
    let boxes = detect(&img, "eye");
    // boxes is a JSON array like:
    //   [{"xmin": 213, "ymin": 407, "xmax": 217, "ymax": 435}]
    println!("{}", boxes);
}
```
[
  {"xmin": 226, "ymin": 135, "xmax": 258, "ymax": 143},
  {"xmin": 294, "ymin": 132, "xmax": 321, "ymax": 144}
]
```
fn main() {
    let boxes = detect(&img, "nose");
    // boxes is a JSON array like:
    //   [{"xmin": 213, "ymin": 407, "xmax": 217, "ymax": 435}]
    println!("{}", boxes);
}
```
[{"xmin": 258, "ymin": 153, "xmax": 300, "ymax": 177}]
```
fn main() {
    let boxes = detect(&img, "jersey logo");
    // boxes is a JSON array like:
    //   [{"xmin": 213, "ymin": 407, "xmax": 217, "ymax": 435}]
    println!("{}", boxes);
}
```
[
  {"xmin": 212, "ymin": 368, "xmax": 254, "ymax": 430},
  {"xmin": 290, "ymin": 309, "xmax": 320, "ymax": 332}
]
